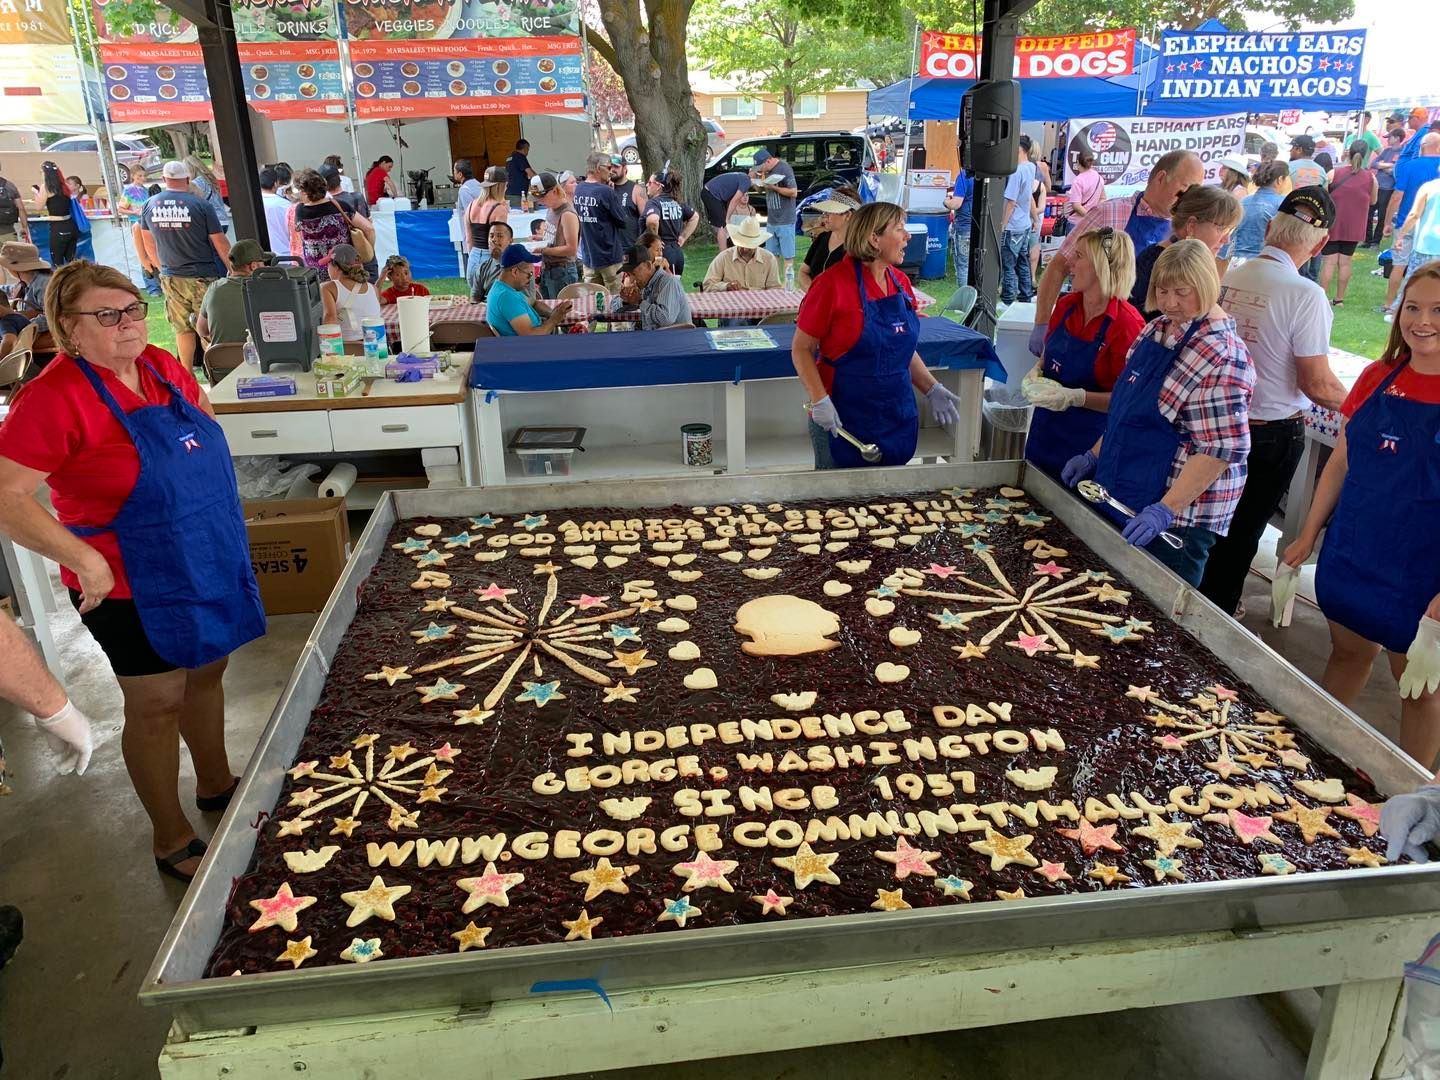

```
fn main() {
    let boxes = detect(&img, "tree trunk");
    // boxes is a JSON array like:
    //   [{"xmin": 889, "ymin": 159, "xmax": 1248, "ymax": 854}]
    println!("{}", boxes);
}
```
[
  {"xmin": 783, "ymin": 87, "xmax": 794, "ymax": 134},
  {"xmin": 592, "ymin": 0, "xmax": 707, "ymax": 221}
]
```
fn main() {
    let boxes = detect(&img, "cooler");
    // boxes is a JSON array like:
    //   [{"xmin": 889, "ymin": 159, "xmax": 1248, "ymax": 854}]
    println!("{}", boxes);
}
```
[
  {"xmin": 991, "ymin": 300, "xmax": 1037, "ymax": 406},
  {"xmin": 243, "ymin": 261, "xmax": 325, "ymax": 373},
  {"xmin": 905, "ymin": 212, "xmax": 950, "ymax": 280},
  {"xmin": 901, "ymin": 223, "xmax": 928, "ymax": 279}
]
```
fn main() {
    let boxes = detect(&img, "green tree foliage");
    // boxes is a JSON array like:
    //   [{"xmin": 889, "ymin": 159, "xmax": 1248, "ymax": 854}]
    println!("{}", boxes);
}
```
[{"xmin": 691, "ymin": 0, "xmax": 912, "ymax": 130}]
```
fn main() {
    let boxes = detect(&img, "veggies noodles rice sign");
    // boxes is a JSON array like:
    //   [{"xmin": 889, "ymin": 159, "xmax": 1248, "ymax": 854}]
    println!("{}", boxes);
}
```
[
  {"xmin": 920, "ymin": 29, "xmax": 1135, "ymax": 80},
  {"xmin": 1150, "ymin": 29, "xmax": 1366, "ymax": 111},
  {"xmin": 1064, "ymin": 115, "xmax": 1245, "ymax": 189}
]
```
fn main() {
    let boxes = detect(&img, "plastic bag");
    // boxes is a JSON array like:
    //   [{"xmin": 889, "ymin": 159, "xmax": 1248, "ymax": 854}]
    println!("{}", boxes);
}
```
[
  {"xmin": 1403, "ymin": 933, "xmax": 1440, "ymax": 1080},
  {"xmin": 232, "ymin": 456, "xmax": 309, "ymax": 500}
]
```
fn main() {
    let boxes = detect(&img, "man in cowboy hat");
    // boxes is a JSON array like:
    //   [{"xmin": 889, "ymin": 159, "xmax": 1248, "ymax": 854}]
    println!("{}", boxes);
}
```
[
  {"xmin": 0, "ymin": 242, "xmax": 53, "ymax": 334},
  {"xmin": 701, "ymin": 215, "xmax": 780, "ymax": 293}
]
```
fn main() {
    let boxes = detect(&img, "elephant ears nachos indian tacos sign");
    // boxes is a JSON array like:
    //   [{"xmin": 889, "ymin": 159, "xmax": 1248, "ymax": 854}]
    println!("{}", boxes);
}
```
[{"xmin": 920, "ymin": 29, "xmax": 1136, "ymax": 81}]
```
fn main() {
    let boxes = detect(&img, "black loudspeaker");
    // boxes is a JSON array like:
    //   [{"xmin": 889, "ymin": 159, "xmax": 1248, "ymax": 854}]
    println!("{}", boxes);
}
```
[{"xmin": 961, "ymin": 80, "xmax": 1021, "ymax": 177}]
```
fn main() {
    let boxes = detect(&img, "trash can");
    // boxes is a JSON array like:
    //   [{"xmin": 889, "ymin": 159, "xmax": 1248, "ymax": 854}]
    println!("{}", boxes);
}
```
[
  {"xmin": 905, "ymin": 211, "xmax": 950, "ymax": 279},
  {"xmin": 981, "ymin": 394, "xmax": 1033, "ymax": 461}
]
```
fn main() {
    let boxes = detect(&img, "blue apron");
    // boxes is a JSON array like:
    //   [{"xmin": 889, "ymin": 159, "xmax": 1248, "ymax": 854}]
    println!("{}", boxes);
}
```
[
  {"xmin": 1093, "ymin": 319, "xmax": 1203, "ymax": 526},
  {"xmin": 1315, "ymin": 360, "xmax": 1440, "ymax": 653},
  {"xmin": 1025, "ymin": 308, "xmax": 1113, "ymax": 475},
  {"xmin": 820, "ymin": 259, "xmax": 921, "ymax": 468},
  {"xmin": 70, "ymin": 357, "xmax": 266, "ymax": 669},
  {"xmin": 1123, "ymin": 191, "xmax": 1172, "ymax": 252}
]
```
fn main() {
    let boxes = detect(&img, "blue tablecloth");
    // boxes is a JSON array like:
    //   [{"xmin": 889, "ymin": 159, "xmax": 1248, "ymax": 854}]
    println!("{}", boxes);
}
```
[{"xmin": 468, "ymin": 319, "xmax": 1003, "ymax": 393}]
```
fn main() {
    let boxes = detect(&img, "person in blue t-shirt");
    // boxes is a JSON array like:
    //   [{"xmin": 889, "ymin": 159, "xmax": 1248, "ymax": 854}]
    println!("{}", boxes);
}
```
[
  {"xmin": 945, "ymin": 165, "xmax": 975, "ymax": 287},
  {"xmin": 573, "ymin": 152, "xmax": 630, "ymax": 290},
  {"xmin": 138, "ymin": 160, "xmax": 230, "ymax": 371},
  {"xmin": 1383, "ymin": 133, "xmax": 1440, "ymax": 315},
  {"xmin": 505, "ymin": 140, "xmax": 533, "ymax": 206},
  {"xmin": 485, "ymin": 245, "xmax": 573, "ymax": 337},
  {"xmin": 1000, "ymin": 145, "xmax": 1037, "ymax": 303}
]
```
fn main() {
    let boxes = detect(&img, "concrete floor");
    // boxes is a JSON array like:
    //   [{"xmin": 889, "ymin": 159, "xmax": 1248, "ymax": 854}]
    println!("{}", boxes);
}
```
[{"xmin": 0, "ymin": 546, "xmax": 1406, "ymax": 1079}]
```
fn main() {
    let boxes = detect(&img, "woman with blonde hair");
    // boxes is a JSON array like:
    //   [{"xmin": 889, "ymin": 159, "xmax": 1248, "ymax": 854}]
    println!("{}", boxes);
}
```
[
  {"xmin": 1062, "ymin": 238, "xmax": 1255, "ymax": 584},
  {"xmin": 1022, "ymin": 226, "xmax": 1145, "ymax": 474},
  {"xmin": 792, "ymin": 201, "xmax": 962, "ymax": 469},
  {"xmin": 1129, "ymin": 184, "xmax": 1243, "ymax": 317},
  {"xmin": 1281, "ymin": 263, "xmax": 1440, "ymax": 774},
  {"xmin": 183, "ymin": 154, "xmax": 229, "ymax": 231},
  {"xmin": 320, "ymin": 243, "xmax": 382, "ymax": 346},
  {"xmin": 0, "ymin": 260, "xmax": 263, "ymax": 882}
]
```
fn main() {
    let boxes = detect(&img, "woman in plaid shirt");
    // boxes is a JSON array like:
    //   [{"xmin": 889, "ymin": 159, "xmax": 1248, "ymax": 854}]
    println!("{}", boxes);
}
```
[{"xmin": 1062, "ymin": 239, "xmax": 1255, "ymax": 585}]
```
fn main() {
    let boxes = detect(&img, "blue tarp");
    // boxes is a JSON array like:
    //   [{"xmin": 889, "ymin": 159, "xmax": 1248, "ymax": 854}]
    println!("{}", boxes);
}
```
[
  {"xmin": 394, "ymin": 209, "xmax": 457, "ymax": 279},
  {"xmin": 869, "ymin": 22, "xmax": 1365, "ymax": 122},
  {"xmin": 468, "ymin": 318, "xmax": 1003, "ymax": 393}
]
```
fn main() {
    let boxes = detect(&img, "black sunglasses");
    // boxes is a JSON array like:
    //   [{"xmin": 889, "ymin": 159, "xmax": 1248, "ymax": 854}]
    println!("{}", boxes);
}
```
[{"xmin": 1095, "ymin": 226, "xmax": 1116, "ymax": 256}]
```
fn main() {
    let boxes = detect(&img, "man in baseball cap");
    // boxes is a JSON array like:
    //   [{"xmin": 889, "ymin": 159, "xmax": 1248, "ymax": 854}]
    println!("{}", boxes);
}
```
[
  {"xmin": 485, "ymin": 244, "xmax": 573, "ymax": 337},
  {"xmin": 530, "ymin": 172, "xmax": 582, "ymax": 298},
  {"xmin": 140, "ymin": 160, "xmax": 230, "ymax": 370},
  {"xmin": 1201, "ymin": 183, "xmax": 1345, "ymax": 615},
  {"xmin": 195, "ymin": 238, "xmax": 271, "ymax": 349}
]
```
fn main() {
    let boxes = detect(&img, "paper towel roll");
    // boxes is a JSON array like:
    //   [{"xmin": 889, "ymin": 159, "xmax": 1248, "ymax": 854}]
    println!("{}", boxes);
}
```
[
  {"xmin": 398, "ymin": 295, "xmax": 431, "ymax": 355},
  {"xmin": 319, "ymin": 462, "xmax": 358, "ymax": 499}
]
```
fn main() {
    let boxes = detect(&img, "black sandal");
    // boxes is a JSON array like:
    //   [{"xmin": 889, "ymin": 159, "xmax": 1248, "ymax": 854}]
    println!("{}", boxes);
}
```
[
  {"xmin": 196, "ymin": 777, "xmax": 240, "ymax": 813},
  {"xmin": 155, "ymin": 838, "xmax": 207, "ymax": 884}
]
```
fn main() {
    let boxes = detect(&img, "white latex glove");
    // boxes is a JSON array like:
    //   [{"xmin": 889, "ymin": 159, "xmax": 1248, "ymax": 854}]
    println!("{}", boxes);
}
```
[
  {"xmin": 1399, "ymin": 616, "xmax": 1440, "ymax": 700},
  {"xmin": 1271, "ymin": 562, "xmax": 1300, "ymax": 628},
  {"xmin": 1024, "ymin": 373, "xmax": 1086, "ymax": 412},
  {"xmin": 1381, "ymin": 784, "xmax": 1440, "ymax": 863},
  {"xmin": 34, "ymin": 700, "xmax": 93, "ymax": 776}
]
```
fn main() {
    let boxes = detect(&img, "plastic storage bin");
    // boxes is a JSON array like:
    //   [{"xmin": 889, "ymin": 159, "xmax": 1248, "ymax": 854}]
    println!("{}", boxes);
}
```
[{"xmin": 508, "ymin": 425, "xmax": 586, "ymax": 478}]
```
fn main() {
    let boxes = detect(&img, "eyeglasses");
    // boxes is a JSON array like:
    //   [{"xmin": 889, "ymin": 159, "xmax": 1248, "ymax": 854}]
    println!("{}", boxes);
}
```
[
  {"xmin": 1095, "ymin": 227, "xmax": 1116, "ymax": 256},
  {"xmin": 73, "ymin": 302, "xmax": 148, "ymax": 327}
]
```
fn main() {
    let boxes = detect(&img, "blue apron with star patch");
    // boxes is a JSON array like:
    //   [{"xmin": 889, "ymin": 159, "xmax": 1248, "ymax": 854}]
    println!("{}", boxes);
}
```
[
  {"xmin": 69, "ymin": 356, "xmax": 265, "ymax": 668},
  {"xmin": 819, "ymin": 259, "xmax": 921, "ymax": 468},
  {"xmin": 1315, "ymin": 359, "xmax": 1440, "ymax": 653},
  {"xmin": 1025, "ymin": 310, "xmax": 1113, "ymax": 475}
]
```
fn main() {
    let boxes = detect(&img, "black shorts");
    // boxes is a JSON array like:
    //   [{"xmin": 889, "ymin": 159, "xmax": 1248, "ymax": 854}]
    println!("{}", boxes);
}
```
[
  {"xmin": 1322, "ymin": 240, "xmax": 1358, "ymax": 257},
  {"xmin": 701, "ymin": 190, "xmax": 728, "ymax": 228},
  {"xmin": 69, "ymin": 589, "xmax": 177, "ymax": 677}
]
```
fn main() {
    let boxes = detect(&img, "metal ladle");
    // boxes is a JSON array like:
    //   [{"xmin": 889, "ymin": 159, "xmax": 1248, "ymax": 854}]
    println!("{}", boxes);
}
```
[
  {"xmin": 803, "ymin": 404, "xmax": 882, "ymax": 463},
  {"xmin": 1076, "ymin": 480, "xmax": 1184, "ymax": 550}
]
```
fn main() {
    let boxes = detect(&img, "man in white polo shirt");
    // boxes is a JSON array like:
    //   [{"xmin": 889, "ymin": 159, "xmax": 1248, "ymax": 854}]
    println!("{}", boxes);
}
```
[{"xmin": 1198, "ymin": 187, "xmax": 1349, "ymax": 617}]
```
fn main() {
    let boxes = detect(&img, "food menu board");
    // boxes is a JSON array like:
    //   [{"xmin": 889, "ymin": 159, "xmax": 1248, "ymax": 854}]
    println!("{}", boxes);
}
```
[
  {"xmin": 350, "ymin": 37, "xmax": 583, "ymax": 118},
  {"xmin": 101, "ymin": 45, "xmax": 213, "ymax": 122},
  {"xmin": 101, "ymin": 42, "xmax": 347, "ymax": 121},
  {"xmin": 0, "ymin": 45, "xmax": 88, "ymax": 125},
  {"xmin": 339, "ymin": 0, "xmax": 578, "ymax": 40}
]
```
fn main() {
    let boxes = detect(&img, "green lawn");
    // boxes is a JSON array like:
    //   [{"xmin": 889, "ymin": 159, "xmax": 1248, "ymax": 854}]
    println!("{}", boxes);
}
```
[{"xmin": 153, "ymin": 236, "xmax": 1397, "ymax": 378}]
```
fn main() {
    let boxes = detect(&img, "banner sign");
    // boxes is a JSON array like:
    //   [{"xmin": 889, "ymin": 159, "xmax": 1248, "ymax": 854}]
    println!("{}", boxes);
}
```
[
  {"xmin": 339, "ymin": 0, "xmax": 579, "ymax": 41},
  {"xmin": 350, "ymin": 38, "xmax": 583, "ymax": 119},
  {"xmin": 0, "ymin": 44, "xmax": 88, "ymax": 124},
  {"xmin": 0, "ymin": 0, "xmax": 72, "ymax": 45},
  {"xmin": 1150, "ymin": 29, "xmax": 1366, "ymax": 110},
  {"xmin": 240, "ymin": 44, "xmax": 347, "ymax": 119},
  {"xmin": 920, "ymin": 28, "xmax": 1135, "ymax": 80},
  {"xmin": 1064, "ymin": 115, "xmax": 1246, "ymax": 188}
]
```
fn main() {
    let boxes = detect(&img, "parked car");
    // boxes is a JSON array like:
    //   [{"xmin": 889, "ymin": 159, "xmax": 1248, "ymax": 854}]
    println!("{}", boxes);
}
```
[
  {"xmin": 858, "ymin": 117, "xmax": 925, "ymax": 142},
  {"xmin": 42, "ymin": 134, "xmax": 162, "ymax": 172},
  {"xmin": 617, "ymin": 118, "xmax": 727, "ymax": 165},
  {"xmin": 704, "ymin": 131, "xmax": 878, "ymax": 214}
]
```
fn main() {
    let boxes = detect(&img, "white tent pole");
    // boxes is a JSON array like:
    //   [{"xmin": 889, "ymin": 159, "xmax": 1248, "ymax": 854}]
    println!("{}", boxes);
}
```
[
  {"xmin": 899, "ymin": 20, "xmax": 921, "ymax": 193},
  {"xmin": 73, "ymin": 0, "xmax": 136, "ymax": 279},
  {"xmin": 331, "ymin": 0, "xmax": 365, "ymax": 195}
]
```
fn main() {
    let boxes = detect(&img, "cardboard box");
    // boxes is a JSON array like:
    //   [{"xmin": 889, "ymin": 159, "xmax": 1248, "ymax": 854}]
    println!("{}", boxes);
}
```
[{"xmin": 243, "ymin": 498, "xmax": 351, "ymax": 615}]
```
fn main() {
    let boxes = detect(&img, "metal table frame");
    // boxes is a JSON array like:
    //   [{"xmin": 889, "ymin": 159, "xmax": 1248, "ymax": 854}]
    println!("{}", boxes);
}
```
[{"xmin": 144, "ymin": 462, "xmax": 1440, "ymax": 1079}]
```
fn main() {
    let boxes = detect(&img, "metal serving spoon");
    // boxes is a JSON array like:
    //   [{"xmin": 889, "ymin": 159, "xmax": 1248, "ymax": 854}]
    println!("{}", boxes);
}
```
[
  {"xmin": 1076, "ymin": 480, "xmax": 1184, "ymax": 549},
  {"xmin": 803, "ymin": 404, "xmax": 882, "ymax": 463}
]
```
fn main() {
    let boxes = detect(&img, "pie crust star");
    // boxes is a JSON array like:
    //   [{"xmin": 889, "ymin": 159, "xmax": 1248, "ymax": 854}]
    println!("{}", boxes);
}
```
[
  {"xmin": 935, "ymin": 875, "xmax": 973, "ymax": 899},
  {"xmin": 1143, "ymin": 855, "xmax": 1186, "ymax": 882},
  {"xmin": 1275, "ymin": 802, "xmax": 1341, "ymax": 844},
  {"xmin": 603, "ymin": 682, "xmax": 640, "ymax": 704},
  {"xmin": 606, "ymin": 649, "xmax": 656, "ymax": 676},
  {"xmin": 416, "ymin": 678, "xmax": 465, "ymax": 703},
  {"xmin": 247, "ymin": 882, "xmax": 317, "ymax": 933},
  {"xmin": 1087, "ymin": 863, "xmax": 1131, "ymax": 885},
  {"xmin": 340, "ymin": 876, "xmax": 411, "ymax": 927},
  {"xmin": 1035, "ymin": 860, "xmax": 1072, "ymax": 883},
  {"xmin": 1007, "ymin": 632, "xmax": 1055, "ymax": 657},
  {"xmin": 1063, "ymin": 652, "xmax": 1100, "ymax": 669},
  {"xmin": 364, "ymin": 665, "xmax": 412, "ymax": 686},
  {"xmin": 1206, "ymin": 808, "xmax": 1283, "ymax": 846},
  {"xmin": 1336, "ymin": 794, "xmax": 1383, "ymax": 837},
  {"xmin": 1342, "ymin": 845, "xmax": 1386, "ymax": 867},
  {"xmin": 276, "ymin": 936, "xmax": 317, "ymax": 968},
  {"xmin": 952, "ymin": 640, "xmax": 990, "ymax": 660},
  {"xmin": 422, "ymin": 596, "xmax": 457, "ymax": 613},
  {"xmin": 515, "ymin": 680, "xmax": 565, "ymax": 707},
  {"xmin": 563, "ymin": 907, "xmax": 604, "ymax": 940},
  {"xmin": 1133, "ymin": 814, "xmax": 1203, "ymax": 856},
  {"xmin": 340, "ymin": 937, "xmax": 383, "ymax": 964},
  {"xmin": 570, "ymin": 857, "xmax": 638, "ymax": 901},
  {"xmin": 672, "ymin": 851, "xmax": 739, "ymax": 893},
  {"xmin": 656, "ymin": 897, "xmax": 700, "ymax": 928},
  {"xmin": 1057, "ymin": 819, "xmax": 1124, "ymax": 855},
  {"xmin": 452, "ymin": 705, "xmax": 494, "ymax": 726},
  {"xmin": 276, "ymin": 817, "xmax": 315, "ymax": 838},
  {"xmin": 475, "ymin": 582, "xmax": 517, "ymax": 602},
  {"xmin": 968, "ymin": 828, "xmax": 1040, "ymax": 871},
  {"xmin": 452, "ymin": 921, "xmax": 492, "ymax": 952},
  {"xmin": 751, "ymin": 889, "xmax": 794, "ymax": 915},
  {"xmin": 456, "ymin": 862, "xmax": 526, "ymax": 912},
  {"xmin": 771, "ymin": 842, "xmax": 841, "ymax": 889},
  {"xmin": 1258, "ymin": 853, "xmax": 1296, "ymax": 876},
  {"xmin": 871, "ymin": 887, "xmax": 911, "ymax": 911},
  {"xmin": 1125, "ymin": 685, "xmax": 1159, "ymax": 704},
  {"xmin": 874, "ymin": 836, "xmax": 941, "ymax": 879},
  {"xmin": 330, "ymin": 816, "xmax": 360, "ymax": 838}
]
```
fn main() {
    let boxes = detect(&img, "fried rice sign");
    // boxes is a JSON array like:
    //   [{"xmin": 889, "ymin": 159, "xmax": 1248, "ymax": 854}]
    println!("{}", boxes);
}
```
[{"xmin": 920, "ymin": 28, "xmax": 1135, "ymax": 80}]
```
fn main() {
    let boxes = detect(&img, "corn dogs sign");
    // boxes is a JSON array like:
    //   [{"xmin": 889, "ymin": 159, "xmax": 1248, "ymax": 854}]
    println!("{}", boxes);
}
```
[{"xmin": 919, "ymin": 28, "xmax": 1136, "ymax": 81}]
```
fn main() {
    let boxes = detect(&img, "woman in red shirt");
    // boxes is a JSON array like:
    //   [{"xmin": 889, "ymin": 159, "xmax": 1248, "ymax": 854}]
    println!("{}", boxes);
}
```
[
  {"xmin": 793, "ymin": 202, "xmax": 961, "ymax": 468},
  {"xmin": 1022, "ymin": 226, "xmax": 1145, "ymax": 475},
  {"xmin": 1319, "ymin": 145, "xmax": 1378, "ymax": 307},
  {"xmin": 0, "ymin": 261, "xmax": 265, "ymax": 883},
  {"xmin": 1281, "ymin": 263, "xmax": 1440, "ymax": 768}
]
